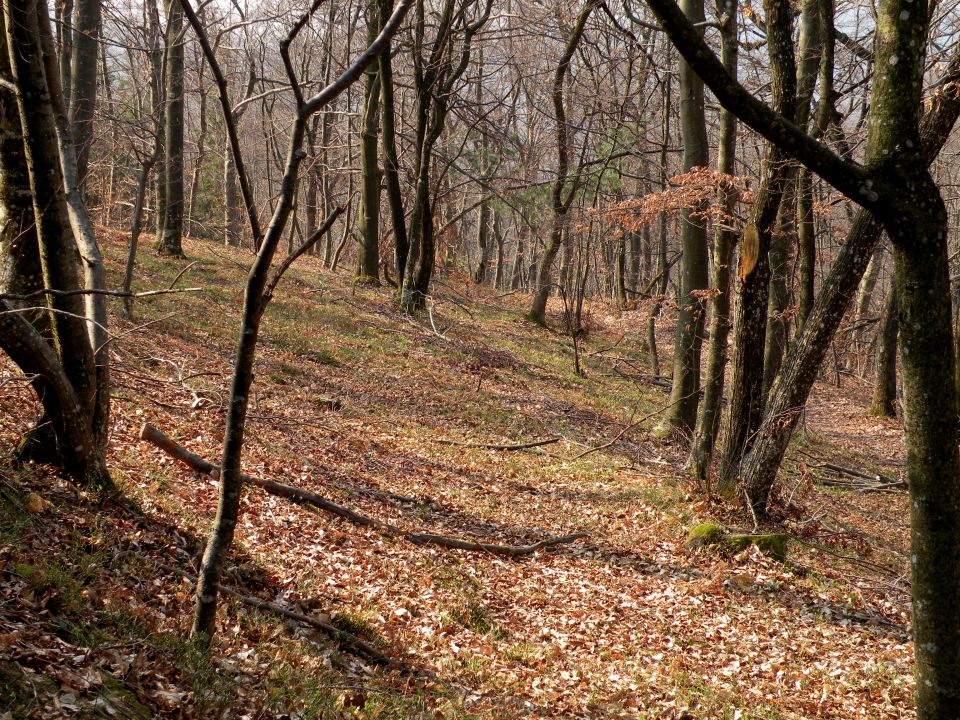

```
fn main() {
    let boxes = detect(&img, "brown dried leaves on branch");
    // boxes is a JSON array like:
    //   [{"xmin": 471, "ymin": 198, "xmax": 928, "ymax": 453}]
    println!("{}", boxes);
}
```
[{"xmin": 592, "ymin": 166, "xmax": 751, "ymax": 234}]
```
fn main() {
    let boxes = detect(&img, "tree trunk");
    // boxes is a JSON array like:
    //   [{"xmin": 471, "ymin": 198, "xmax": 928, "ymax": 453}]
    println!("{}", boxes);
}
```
[
  {"xmin": 2, "ymin": 0, "xmax": 111, "ymax": 490},
  {"xmin": 686, "ymin": 0, "xmax": 737, "ymax": 479},
  {"xmin": 378, "ymin": 0, "xmax": 406, "ymax": 278},
  {"xmin": 762, "ymin": 200, "xmax": 791, "ymax": 398},
  {"xmin": 68, "ymin": 0, "xmax": 99, "ymax": 196},
  {"xmin": 190, "ymin": 0, "xmax": 411, "ymax": 641},
  {"xmin": 869, "ymin": 283, "xmax": 898, "ymax": 417},
  {"xmin": 224, "ymin": 139, "xmax": 239, "ymax": 246},
  {"xmin": 146, "ymin": 0, "xmax": 165, "ymax": 238},
  {"xmin": 186, "ymin": 87, "xmax": 207, "ymax": 237},
  {"xmin": 0, "ymin": 27, "xmax": 41, "ymax": 305},
  {"xmin": 795, "ymin": 168, "xmax": 815, "ymax": 331},
  {"xmin": 715, "ymin": 0, "xmax": 795, "ymax": 495},
  {"xmin": 656, "ymin": 0, "xmax": 710, "ymax": 438},
  {"xmin": 642, "ymin": 0, "xmax": 960, "ymax": 705},
  {"xmin": 56, "ymin": 0, "xmax": 73, "ymax": 109},
  {"xmin": 157, "ymin": 0, "xmax": 185, "ymax": 257},
  {"xmin": 527, "ymin": 0, "xmax": 597, "ymax": 325},
  {"xmin": 355, "ymin": 8, "xmax": 381, "ymax": 285},
  {"xmin": 850, "ymin": 243, "xmax": 882, "ymax": 373}
]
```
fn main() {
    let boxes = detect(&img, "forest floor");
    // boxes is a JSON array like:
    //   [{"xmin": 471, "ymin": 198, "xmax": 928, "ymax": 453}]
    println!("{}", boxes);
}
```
[{"xmin": 0, "ymin": 231, "xmax": 914, "ymax": 719}]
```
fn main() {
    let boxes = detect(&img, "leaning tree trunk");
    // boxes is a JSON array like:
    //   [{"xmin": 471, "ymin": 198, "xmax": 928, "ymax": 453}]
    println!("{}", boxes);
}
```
[
  {"xmin": 714, "ymin": 0, "xmax": 795, "ymax": 496},
  {"xmin": 737, "ymin": 50, "xmax": 960, "ymax": 517},
  {"xmin": 642, "ymin": 0, "xmax": 960, "ymax": 708}
]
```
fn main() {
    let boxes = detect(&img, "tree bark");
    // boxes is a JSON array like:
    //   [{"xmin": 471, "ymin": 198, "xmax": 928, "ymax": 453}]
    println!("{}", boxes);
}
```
[
  {"xmin": 157, "ymin": 0, "xmax": 185, "ymax": 257},
  {"xmin": 869, "ymin": 283, "xmax": 897, "ymax": 417},
  {"xmin": 185, "ymin": 0, "xmax": 412, "ymax": 642},
  {"xmin": 355, "ymin": 0, "xmax": 382, "ymax": 284},
  {"xmin": 2, "ymin": 0, "xmax": 111, "ymax": 489},
  {"xmin": 68, "ymin": 0, "xmax": 100, "ymax": 195},
  {"xmin": 714, "ymin": 0, "xmax": 795, "ymax": 494}
]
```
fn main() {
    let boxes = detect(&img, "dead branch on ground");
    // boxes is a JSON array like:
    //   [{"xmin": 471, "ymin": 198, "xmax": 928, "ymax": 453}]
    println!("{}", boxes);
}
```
[
  {"xmin": 140, "ymin": 423, "xmax": 587, "ymax": 557},
  {"xmin": 435, "ymin": 436, "xmax": 560, "ymax": 451}
]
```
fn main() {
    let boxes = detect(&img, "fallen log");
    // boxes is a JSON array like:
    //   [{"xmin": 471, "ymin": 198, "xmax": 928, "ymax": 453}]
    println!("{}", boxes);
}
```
[{"xmin": 140, "ymin": 423, "xmax": 587, "ymax": 557}]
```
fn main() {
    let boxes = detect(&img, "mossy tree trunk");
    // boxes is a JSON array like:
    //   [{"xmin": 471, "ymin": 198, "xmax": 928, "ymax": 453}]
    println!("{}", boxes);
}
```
[{"xmin": 646, "ymin": 0, "xmax": 960, "ymax": 706}]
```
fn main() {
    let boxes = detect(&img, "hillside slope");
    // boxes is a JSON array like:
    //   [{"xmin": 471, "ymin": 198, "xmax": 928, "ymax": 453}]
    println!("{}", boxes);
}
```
[{"xmin": 0, "ymin": 232, "xmax": 913, "ymax": 719}]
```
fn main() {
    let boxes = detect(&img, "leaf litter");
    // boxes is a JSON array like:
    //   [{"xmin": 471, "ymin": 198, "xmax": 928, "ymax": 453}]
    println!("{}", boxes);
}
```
[{"xmin": 0, "ymin": 232, "xmax": 916, "ymax": 718}]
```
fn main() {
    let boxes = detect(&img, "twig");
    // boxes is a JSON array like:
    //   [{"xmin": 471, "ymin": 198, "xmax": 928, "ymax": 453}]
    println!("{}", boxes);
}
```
[
  {"xmin": 167, "ymin": 261, "xmax": 198, "ymax": 290},
  {"xmin": 0, "ymin": 286, "xmax": 202, "ymax": 302}
]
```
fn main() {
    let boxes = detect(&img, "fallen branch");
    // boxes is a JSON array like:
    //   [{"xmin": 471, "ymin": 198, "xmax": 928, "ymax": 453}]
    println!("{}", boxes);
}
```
[
  {"xmin": 793, "ymin": 449, "xmax": 907, "ymax": 490},
  {"xmin": 0, "ymin": 286, "xmax": 202, "ymax": 302},
  {"xmin": 407, "ymin": 531, "xmax": 588, "ymax": 556},
  {"xmin": 140, "ymin": 423, "xmax": 586, "ymax": 557},
  {"xmin": 570, "ymin": 396, "xmax": 684, "ymax": 461},
  {"xmin": 435, "ymin": 436, "xmax": 560, "ymax": 451}
]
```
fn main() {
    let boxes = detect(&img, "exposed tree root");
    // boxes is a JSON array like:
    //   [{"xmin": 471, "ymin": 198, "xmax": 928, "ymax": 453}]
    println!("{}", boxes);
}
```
[{"xmin": 140, "ymin": 423, "xmax": 587, "ymax": 557}]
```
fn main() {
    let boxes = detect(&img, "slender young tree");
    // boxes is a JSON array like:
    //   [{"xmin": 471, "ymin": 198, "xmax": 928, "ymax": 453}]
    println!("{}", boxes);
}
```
[
  {"xmin": 527, "ymin": 0, "xmax": 599, "ymax": 325},
  {"xmin": 181, "ymin": 0, "xmax": 412, "ymax": 643},
  {"xmin": 686, "ymin": 0, "xmax": 737, "ymax": 478},
  {"xmin": 654, "ymin": 0, "xmax": 709, "ymax": 437}
]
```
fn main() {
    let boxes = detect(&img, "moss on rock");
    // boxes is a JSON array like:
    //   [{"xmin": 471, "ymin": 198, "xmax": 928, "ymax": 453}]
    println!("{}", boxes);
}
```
[
  {"xmin": 685, "ymin": 522, "xmax": 788, "ymax": 561},
  {"xmin": 685, "ymin": 522, "xmax": 726, "ymax": 548}
]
